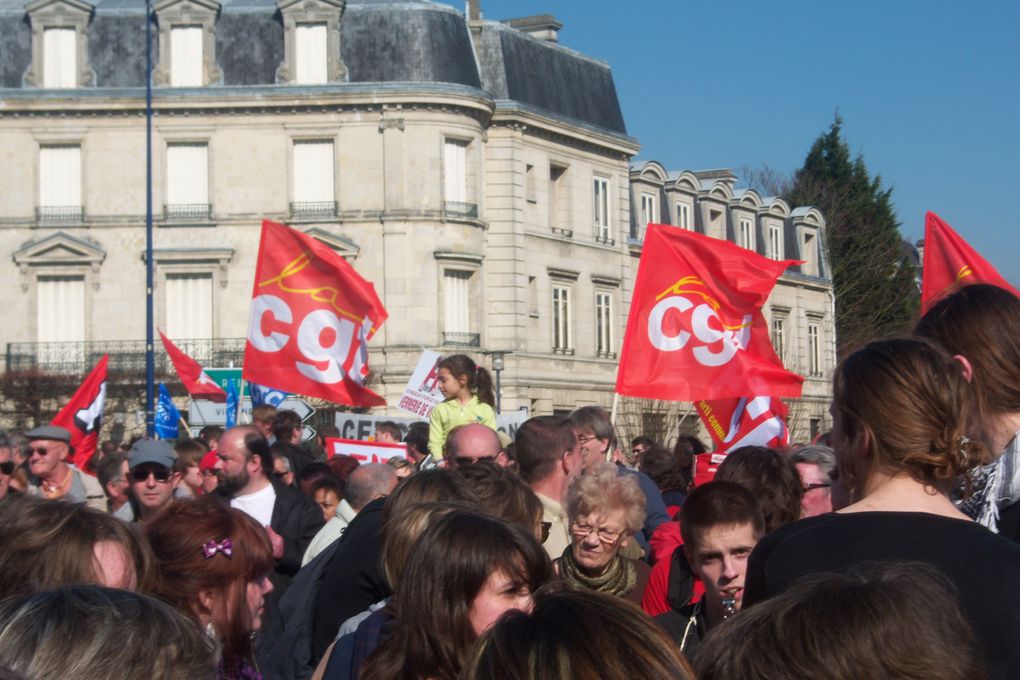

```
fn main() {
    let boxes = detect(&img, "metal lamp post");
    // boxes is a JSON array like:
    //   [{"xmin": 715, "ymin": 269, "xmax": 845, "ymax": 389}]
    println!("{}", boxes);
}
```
[{"xmin": 487, "ymin": 351, "xmax": 510, "ymax": 415}]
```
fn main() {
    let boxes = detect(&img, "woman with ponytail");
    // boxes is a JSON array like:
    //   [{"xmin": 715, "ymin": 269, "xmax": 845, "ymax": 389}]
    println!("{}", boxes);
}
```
[
  {"xmin": 427, "ymin": 354, "xmax": 497, "ymax": 462},
  {"xmin": 743, "ymin": 337, "xmax": 1020, "ymax": 680}
]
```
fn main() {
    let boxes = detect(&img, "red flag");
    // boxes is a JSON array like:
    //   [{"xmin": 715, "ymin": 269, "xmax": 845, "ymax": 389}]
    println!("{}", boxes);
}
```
[
  {"xmin": 693, "ymin": 452, "xmax": 729, "ymax": 487},
  {"xmin": 243, "ymin": 220, "xmax": 388, "ymax": 407},
  {"xmin": 51, "ymin": 355, "xmax": 107, "ymax": 472},
  {"xmin": 159, "ymin": 330, "xmax": 227, "ymax": 400},
  {"xmin": 695, "ymin": 396, "xmax": 789, "ymax": 452},
  {"xmin": 615, "ymin": 224, "xmax": 804, "ymax": 401},
  {"xmin": 922, "ymin": 211, "xmax": 1019, "ymax": 313}
]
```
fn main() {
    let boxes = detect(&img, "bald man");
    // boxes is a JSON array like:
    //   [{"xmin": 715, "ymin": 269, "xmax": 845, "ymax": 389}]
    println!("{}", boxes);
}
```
[{"xmin": 444, "ymin": 423, "xmax": 507, "ymax": 469}]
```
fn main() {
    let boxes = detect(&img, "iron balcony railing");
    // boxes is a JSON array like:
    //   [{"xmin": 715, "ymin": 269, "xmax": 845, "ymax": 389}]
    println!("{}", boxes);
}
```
[
  {"xmin": 442, "ymin": 332, "xmax": 480, "ymax": 348},
  {"xmin": 290, "ymin": 201, "xmax": 338, "ymax": 219},
  {"xmin": 5, "ymin": 338, "xmax": 246, "ymax": 375},
  {"xmin": 443, "ymin": 201, "xmax": 479, "ymax": 219},
  {"xmin": 164, "ymin": 204, "xmax": 212, "ymax": 221},
  {"xmin": 36, "ymin": 205, "xmax": 85, "ymax": 222}
]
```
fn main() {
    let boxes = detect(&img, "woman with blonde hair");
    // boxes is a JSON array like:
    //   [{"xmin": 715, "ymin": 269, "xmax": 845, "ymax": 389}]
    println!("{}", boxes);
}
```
[
  {"xmin": 557, "ymin": 462, "xmax": 647, "ymax": 605},
  {"xmin": 744, "ymin": 337, "xmax": 1020, "ymax": 680}
]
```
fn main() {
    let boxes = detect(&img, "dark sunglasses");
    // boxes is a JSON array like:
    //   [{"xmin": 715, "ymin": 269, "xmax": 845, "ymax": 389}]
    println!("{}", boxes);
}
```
[
  {"xmin": 27, "ymin": 446, "xmax": 59, "ymax": 457},
  {"xmin": 130, "ymin": 466, "xmax": 173, "ymax": 483},
  {"xmin": 0, "ymin": 461, "xmax": 15, "ymax": 475}
]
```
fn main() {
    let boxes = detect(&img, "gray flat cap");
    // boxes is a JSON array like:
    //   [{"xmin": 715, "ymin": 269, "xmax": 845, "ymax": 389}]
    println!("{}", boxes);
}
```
[
  {"xmin": 24, "ymin": 425, "xmax": 71, "ymax": 443},
  {"xmin": 129, "ymin": 439, "xmax": 177, "ymax": 469}
]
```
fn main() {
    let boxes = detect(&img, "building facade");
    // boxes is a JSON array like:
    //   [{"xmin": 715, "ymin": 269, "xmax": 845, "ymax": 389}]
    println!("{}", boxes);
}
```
[{"xmin": 0, "ymin": 0, "xmax": 833, "ymax": 442}]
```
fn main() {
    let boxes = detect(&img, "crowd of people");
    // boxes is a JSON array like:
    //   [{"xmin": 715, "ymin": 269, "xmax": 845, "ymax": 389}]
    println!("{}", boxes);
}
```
[{"xmin": 1, "ymin": 283, "xmax": 1019, "ymax": 679}]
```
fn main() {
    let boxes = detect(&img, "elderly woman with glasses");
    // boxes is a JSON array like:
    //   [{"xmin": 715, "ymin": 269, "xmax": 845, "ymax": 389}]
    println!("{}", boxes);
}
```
[{"xmin": 557, "ymin": 462, "xmax": 648, "ymax": 605}]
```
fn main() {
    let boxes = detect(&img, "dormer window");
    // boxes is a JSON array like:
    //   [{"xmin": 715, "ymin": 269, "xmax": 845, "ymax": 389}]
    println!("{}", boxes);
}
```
[
  {"xmin": 276, "ymin": 0, "xmax": 347, "ymax": 85},
  {"xmin": 295, "ymin": 23, "xmax": 328, "ymax": 84},
  {"xmin": 153, "ymin": 0, "xmax": 222, "ymax": 87},
  {"xmin": 25, "ymin": 0, "xmax": 95, "ymax": 89},
  {"xmin": 170, "ymin": 25, "xmax": 203, "ymax": 86}
]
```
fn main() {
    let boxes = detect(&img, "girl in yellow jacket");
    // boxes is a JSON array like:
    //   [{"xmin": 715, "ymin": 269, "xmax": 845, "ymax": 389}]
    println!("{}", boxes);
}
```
[{"xmin": 428, "ymin": 354, "xmax": 497, "ymax": 461}]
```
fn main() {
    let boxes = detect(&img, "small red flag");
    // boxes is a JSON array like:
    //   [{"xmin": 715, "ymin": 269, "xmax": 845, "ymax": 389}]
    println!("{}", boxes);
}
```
[
  {"xmin": 243, "ymin": 220, "xmax": 388, "ymax": 407},
  {"xmin": 51, "ymin": 354, "xmax": 108, "ymax": 472},
  {"xmin": 159, "ymin": 330, "xmax": 227, "ymax": 400},
  {"xmin": 615, "ymin": 224, "xmax": 804, "ymax": 401},
  {"xmin": 921, "ymin": 211, "xmax": 1019, "ymax": 313},
  {"xmin": 695, "ymin": 396, "xmax": 789, "ymax": 452}
]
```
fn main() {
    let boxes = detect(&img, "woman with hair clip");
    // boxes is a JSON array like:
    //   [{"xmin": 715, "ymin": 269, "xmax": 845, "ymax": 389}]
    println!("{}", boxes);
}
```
[
  {"xmin": 359, "ymin": 509, "xmax": 550, "ymax": 680},
  {"xmin": 146, "ymin": 497, "xmax": 274, "ymax": 680},
  {"xmin": 427, "ymin": 354, "xmax": 497, "ymax": 463},
  {"xmin": 743, "ymin": 337, "xmax": 1020, "ymax": 680},
  {"xmin": 915, "ymin": 283, "xmax": 1020, "ymax": 540}
]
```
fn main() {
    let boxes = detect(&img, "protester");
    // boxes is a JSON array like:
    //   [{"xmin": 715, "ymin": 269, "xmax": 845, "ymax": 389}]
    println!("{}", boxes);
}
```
[
  {"xmin": 385, "ymin": 457, "xmax": 413, "ymax": 479},
  {"xmin": 403, "ymin": 422, "xmax": 435, "ymax": 473},
  {"xmin": 514, "ymin": 416, "xmax": 583, "ymax": 560},
  {"xmin": 462, "ymin": 588, "xmax": 695, "ymax": 680},
  {"xmin": 128, "ymin": 439, "xmax": 180, "ymax": 523},
  {"xmin": 715, "ymin": 445, "xmax": 802, "ymax": 533},
  {"xmin": 0, "ymin": 495, "xmax": 153, "ymax": 597},
  {"xmin": 0, "ymin": 434, "xmax": 17, "ymax": 501},
  {"xmin": 454, "ymin": 460, "xmax": 544, "ymax": 538},
  {"xmin": 172, "ymin": 439, "xmax": 208, "ymax": 499},
  {"xmin": 557, "ymin": 462, "xmax": 648, "ymax": 605},
  {"xmin": 24, "ymin": 425, "xmax": 104, "ymax": 510},
  {"xmin": 374, "ymin": 421, "xmax": 402, "ymax": 444},
  {"xmin": 639, "ymin": 446, "xmax": 688, "ymax": 515},
  {"xmin": 672, "ymin": 434, "xmax": 706, "ymax": 490},
  {"xmin": 444, "ymin": 423, "xmax": 507, "ymax": 468},
  {"xmin": 199, "ymin": 449, "xmax": 219, "ymax": 494},
  {"xmin": 251, "ymin": 405, "xmax": 277, "ymax": 441},
  {"xmin": 744, "ymin": 337, "xmax": 1020, "ymax": 679},
  {"xmin": 146, "ymin": 497, "xmax": 274, "ymax": 680},
  {"xmin": 653, "ymin": 481, "xmax": 765, "ymax": 660},
  {"xmin": 789, "ymin": 444, "xmax": 837, "ymax": 517},
  {"xmin": 327, "ymin": 454, "xmax": 360, "ymax": 485},
  {"xmin": 298, "ymin": 462, "xmax": 333, "ymax": 497},
  {"xmin": 272, "ymin": 410, "xmax": 315, "ymax": 475},
  {"xmin": 303, "ymin": 464, "xmax": 398, "ymax": 566},
  {"xmin": 273, "ymin": 452, "xmax": 296, "ymax": 487},
  {"xmin": 915, "ymin": 283, "xmax": 1020, "ymax": 539},
  {"xmin": 358, "ymin": 510, "xmax": 550, "ymax": 680},
  {"xmin": 0, "ymin": 585, "xmax": 218, "ymax": 680},
  {"xmin": 427, "ymin": 354, "xmax": 497, "ymax": 462},
  {"xmin": 568, "ymin": 406, "xmax": 669, "ymax": 556},
  {"xmin": 697, "ymin": 563, "xmax": 983, "ymax": 680},
  {"xmin": 312, "ymin": 477, "xmax": 345, "ymax": 522},
  {"xmin": 197, "ymin": 425, "xmax": 224, "ymax": 452},
  {"xmin": 630, "ymin": 435, "xmax": 656, "ymax": 464},
  {"xmin": 95, "ymin": 452, "xmax": 133, "ymax": 520},
  {"xmin": 215, "ymin": 426, "xmax": 323, "ymax": 611}
]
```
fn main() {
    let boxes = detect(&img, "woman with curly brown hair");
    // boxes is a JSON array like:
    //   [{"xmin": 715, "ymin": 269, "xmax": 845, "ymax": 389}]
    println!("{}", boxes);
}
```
[
  {"xmin": 743, "ymin": 337, "xmax": 1020, "ymax": 680},
  {"xmin": 146, "ymin": 497, "xmax": 274, "ymax": 679}
]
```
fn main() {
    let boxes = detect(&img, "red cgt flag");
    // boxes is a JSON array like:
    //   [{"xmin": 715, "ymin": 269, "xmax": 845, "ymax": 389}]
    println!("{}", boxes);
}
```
[
  {"xmin": 616, "ymin": 224, "xmax": 803, "ymax": 401},
  {"xmin": 695, "ymin": 395, "xmax": 789, "ymax": 452},
  {"xmin": 159, "ymin": 330, "xmax": 228, "ymax": 401},
  {"xmin": 51, "ymin": 354, "xmax": 108, "ymax": 472},
  {"xmin": 243, "ymin": 220, "xmax": 388, "ymax": 407},
  {"xmin": 921, "ymin": 211, "xmax": 1019, "ymax": 313}
]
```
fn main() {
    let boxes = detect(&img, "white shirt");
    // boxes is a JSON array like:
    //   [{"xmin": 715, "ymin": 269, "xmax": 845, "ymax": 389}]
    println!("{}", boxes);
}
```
[
  {"xmin": 231, "ymin": 482, "xmax": 277, "ymax": 527},
  {"xmin": 301, "ymin": 499, "xmax": 358, "ymax": 566}
]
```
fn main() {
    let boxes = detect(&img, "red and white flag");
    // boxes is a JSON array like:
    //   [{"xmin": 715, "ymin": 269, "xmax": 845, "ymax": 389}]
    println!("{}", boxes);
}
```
[
  {"xmin": 159, "ymin": 330, "xmax": 227, "ymax": 401},
  {"xmin": 921, "ymin": 211, "xmax": 1019, "ymax": 312},
  {"xmin": 695, "ymin": 395, "xmax": 789, "ymax": 452},
  {"xmin": 52, "ymin": 354, "xmax": 108, "ymax": 472},
  {"xmin": 615, "ymin": 224, "xmax": 804, "ymax": 401},
  {"xmin": 243, "ymin": 220, "xmax": 388, "ymax": 407}
]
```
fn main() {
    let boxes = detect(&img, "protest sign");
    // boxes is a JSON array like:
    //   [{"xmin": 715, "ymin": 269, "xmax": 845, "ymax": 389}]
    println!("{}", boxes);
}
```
[
  {"xmin": 326, "ymin": 437, "xmax": 408, "ymax": 463},
  {"xmin": 397, "ymin": 350, "xmax": 444, "ymax": 418}
]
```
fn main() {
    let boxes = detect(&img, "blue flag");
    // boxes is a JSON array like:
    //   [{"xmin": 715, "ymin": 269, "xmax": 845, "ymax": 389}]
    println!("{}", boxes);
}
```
[
  {"xmin": 155, "ymin": 384, "xmax": 181, "ymax": 439},
  {"xmin": 250, "ymin": 382, "xmax": 289, "ymax": 408},
  {"xmin": 225, "ymin": 380, "xmax": 239, "ymax": 429}
]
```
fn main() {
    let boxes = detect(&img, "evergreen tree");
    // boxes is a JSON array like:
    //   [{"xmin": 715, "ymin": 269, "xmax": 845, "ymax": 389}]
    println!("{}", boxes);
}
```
[{"xmin": 786, "ymin": 116, "xmax": 918, "ymax": 358}]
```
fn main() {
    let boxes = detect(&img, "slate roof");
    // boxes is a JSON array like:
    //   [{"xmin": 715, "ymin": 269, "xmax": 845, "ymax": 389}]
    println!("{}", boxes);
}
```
[{"xmin": 0, "ymin": 0, "xmax": 628, "ymax": 136}]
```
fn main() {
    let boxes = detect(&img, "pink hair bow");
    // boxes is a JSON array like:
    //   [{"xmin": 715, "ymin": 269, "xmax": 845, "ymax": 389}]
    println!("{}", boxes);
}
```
[{"xmin": 201, "ymin": 538, "xmax": 233, "ymax": 559}]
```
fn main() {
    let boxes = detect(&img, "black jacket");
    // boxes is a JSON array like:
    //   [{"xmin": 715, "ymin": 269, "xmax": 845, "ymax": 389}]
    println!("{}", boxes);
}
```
[{"xmin": 272, "ymin": 440, "xmax": 316, "ymax": 477}]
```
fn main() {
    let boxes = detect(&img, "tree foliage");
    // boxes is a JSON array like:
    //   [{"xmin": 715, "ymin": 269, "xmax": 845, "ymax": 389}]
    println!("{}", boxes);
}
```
[{"xmin": 785, "ymin": 116, "xmax": 919, "ymax": 358}]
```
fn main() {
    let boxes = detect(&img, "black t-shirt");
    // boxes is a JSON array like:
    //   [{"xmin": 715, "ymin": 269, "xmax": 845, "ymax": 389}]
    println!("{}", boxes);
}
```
[{"xmin": 745, "ymin": 511, "xmax": 1020, "ymax": 680}]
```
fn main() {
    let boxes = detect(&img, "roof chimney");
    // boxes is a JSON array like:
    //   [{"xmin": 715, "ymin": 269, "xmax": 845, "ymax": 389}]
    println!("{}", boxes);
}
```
[
  {"xmin": 467, "ymin": 0, "xmax": 480, "ymax": 21},
  {"xmin": 504, "ymin": 14, "xmax": 563, "ymax": 42}
]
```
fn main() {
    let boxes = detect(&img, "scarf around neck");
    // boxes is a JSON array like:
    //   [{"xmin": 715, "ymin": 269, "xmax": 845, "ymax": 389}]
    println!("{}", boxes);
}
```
[
  {"xmin": 558, "ymin": 544, "xmax": 636, "ymax": 598},
  {"xmin": 957, "ymin": 430, "xmax": 1020, "ymax": 533}
]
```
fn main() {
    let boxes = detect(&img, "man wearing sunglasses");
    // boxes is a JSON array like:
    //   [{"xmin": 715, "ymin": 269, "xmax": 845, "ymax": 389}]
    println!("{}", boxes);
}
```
[
  {"xmin": 25, "ymin": 425, "xmax": 105, "ymax": 510},
  {"xmin": 0, "ymin": 434, "xmax": 16, "ymax": 501},
  {"xmin": 127, "ymin": 439, "xmax": 180, "ymax": 523}
]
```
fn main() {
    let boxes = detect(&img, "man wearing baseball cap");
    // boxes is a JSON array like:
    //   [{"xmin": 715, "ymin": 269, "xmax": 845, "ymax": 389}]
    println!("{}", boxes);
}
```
[
  {"xmin": 25, "ymin": 425, "xmax": 104, "ymax": 511},
  {"xmin": 127, "ymin": 439, "xmax": 179, "ymax": 523}
]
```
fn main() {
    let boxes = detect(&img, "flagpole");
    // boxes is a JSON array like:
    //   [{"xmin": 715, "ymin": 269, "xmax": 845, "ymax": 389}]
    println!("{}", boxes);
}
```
[
  {"xmin": 143, "ymin": 0, "xmax": 155, "ymax": 436},
  {"xmin": 237, "ymin": 379, "xmax": 246, "ymax": 425}
]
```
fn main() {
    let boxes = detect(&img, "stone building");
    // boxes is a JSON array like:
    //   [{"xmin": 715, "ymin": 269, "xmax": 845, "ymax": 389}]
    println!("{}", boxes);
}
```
[{"xmin": 0, "ymin": 0, "xmax": 833, "ymax": 442}]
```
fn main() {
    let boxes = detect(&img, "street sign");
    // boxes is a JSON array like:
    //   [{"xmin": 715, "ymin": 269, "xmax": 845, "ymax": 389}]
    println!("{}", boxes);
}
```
[
  {"xmin": 189, "ymin": 396, "xmax": 315, "ymax": 428},
  {"xmin": 204, "ymin": 368, "xmax": 248, "ymax": 397}
]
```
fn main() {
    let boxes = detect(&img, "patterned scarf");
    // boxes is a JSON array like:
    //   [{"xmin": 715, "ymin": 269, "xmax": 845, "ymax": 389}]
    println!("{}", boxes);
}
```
[
  {"xmin": 557, "ymin": 545, "xmax": 636, "ymax": 598},
  {"xmin": 957, "ymin": 431, "xmax": 1020, "ymax": 533}
]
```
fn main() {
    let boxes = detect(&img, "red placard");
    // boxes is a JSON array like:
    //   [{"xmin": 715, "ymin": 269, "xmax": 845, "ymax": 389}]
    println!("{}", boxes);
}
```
[{"xmin": 326, "ymin": 437, "xmax": 408, "ymax": 464}]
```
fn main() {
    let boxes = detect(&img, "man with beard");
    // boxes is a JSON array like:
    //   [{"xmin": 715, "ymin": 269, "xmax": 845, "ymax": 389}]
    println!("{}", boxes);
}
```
[{"xmin": 216, "ymin": 425, "xmax": 323, "ymax": 605}]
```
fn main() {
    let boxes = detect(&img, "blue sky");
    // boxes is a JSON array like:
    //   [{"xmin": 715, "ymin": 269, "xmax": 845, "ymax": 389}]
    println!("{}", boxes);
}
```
[{"xmin": 445, "ymin": 0, "xmax": 1020, "ymax": 283}]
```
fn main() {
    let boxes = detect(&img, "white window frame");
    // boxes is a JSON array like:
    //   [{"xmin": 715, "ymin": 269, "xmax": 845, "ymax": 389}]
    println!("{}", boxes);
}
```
[
  {"xmin": 443, "ymin": 139, "xmax": 468, "ymax": 205},
  {"xmin": 593, "ymin": 176, "xmax": 611, "ymax": 243},
  {"xmin": 38, "ymin": 144, "xmax": 82, "ymax": 220},
  {"xmin": 166, "ymin": 142, "xmax": 209, "ymax": 216},
  {"xmin": 292, "ymin": 139, "xmax": 336, "ymax": 212},
  {"xmin": 43, "ymin": 27, "xmax": 76, "ymax": 88},
  {"xmin": 294, "ymin": 22, "xmax": 328, "ymax": 85},
  {"xmin": 640, "ymin": 192, "xmax": 657, "ymax": 227},
  {"xmin": 165, "ymin": 272, "xmax": 214, "ymax": 340},
  {"xmin": 767, "ymin": 222, "xmax": 783, "ymax": 260},
  {"xmin": 552, "ymin": 284, "xmax": 573, "ymax": 354},
  {"xmin": 169, "ymin": 25, "xmax": 204, "ymax": 87},
  {"xmin": 595, "ymin": 291, "xmax": 614, "ymax": 358},
  {"xmin": 739, "ymin": 218, "xmax": 755, "ymax": 251},
  {"xmin": 808, "ymin": 321, "xmax": 821, "ymax": 377},
  {"xmin": 801, "ymin": 229, "xmax": 819, "ymax": 276},
  {"xmin": 771, "ymin": 313, "xmax": 786, "ymax": 363},
  {"xmin": 442, "ymin": 269, "xmax": 472, "ymax": 336},
  {"xmin": 676, "ymin": 201, "xmax": 691, "ymax": 230}
]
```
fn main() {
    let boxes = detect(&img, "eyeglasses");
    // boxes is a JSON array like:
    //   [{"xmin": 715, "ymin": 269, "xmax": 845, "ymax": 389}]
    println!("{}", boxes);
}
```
[
  {"xmin": 0, "ymin": 462, "xmax": 14, "ymax": 475},
  {"xmin": 570, "ymin": 521, "xmax": 624, "ymax": 544},
  {"xmin": 27, "ymin": 446, "xmax": 60, "ymax": 457},
  {"xmin": 130, "ymin": 466, "xmax": 173, "ymax": 483},
  {"xmin": 802, "ymin": 483, "xmax": 831, "ymax": 492}
]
